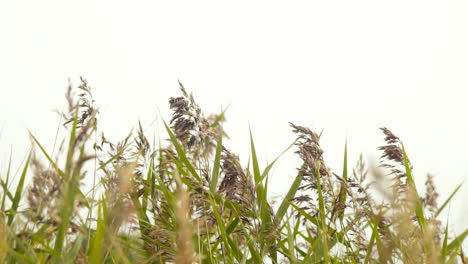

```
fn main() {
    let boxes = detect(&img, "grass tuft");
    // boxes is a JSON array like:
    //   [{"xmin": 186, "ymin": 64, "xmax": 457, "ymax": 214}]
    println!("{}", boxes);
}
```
[{"xmin": 0, "ymin": 79, "xmax": 466, "ymax": 263}]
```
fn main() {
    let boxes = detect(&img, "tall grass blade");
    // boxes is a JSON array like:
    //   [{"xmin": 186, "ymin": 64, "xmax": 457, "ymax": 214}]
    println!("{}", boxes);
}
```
[
  {"xmin": 7, "ymin": 152, "xmax": 30, "ymax": 225},
  {"xmin": 435, "ymin": 183, "xmax": 463, "ymax": 218},
  {"xmin": 210, "ymin": 132, "xmax": 223, "ymax": 192},
  {"xmin": 163, "ymin": 121, "xmax": 202, "ymax": 182},
  {"xmin": 89, "ymin": 201, "xmax": 106, "ymax": 264},
  {"xmin": 275, "ymin": 173, "xmax": 302, "ymax": 224},
  {"xmin": 447, "ymin": 228, "xmax": 468, "ymax": 254}
]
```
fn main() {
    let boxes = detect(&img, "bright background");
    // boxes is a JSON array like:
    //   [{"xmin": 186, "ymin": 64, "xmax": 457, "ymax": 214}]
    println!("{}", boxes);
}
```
[{"xmin": 1, "ymin": 0, "xmax": 467, "ymax": 243}]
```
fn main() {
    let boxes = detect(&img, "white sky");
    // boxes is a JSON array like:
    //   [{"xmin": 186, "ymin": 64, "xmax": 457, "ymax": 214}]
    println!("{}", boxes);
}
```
[{"xmin": 1, "ymin": 0, "xmax": 468, "ymax": 239}]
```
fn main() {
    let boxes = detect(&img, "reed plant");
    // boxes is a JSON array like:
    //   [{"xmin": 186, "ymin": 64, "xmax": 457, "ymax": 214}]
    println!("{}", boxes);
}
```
[{"xmin": 0, "ymin": 78, "xmax": 467, "ymax": 263}]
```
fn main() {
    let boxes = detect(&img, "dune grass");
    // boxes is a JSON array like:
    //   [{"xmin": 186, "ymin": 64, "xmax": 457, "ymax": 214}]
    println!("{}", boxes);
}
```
[{"xmin": 1, "ymin": 78, "xmax": 467, "ymax": 263}]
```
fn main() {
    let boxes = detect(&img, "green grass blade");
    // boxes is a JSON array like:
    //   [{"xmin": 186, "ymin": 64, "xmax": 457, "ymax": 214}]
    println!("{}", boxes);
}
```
[
  {"xmin": 1, "ymin": 149, "xmax": 13, "ymax": 211},
  {"xmin": 364, "ymin": 220, "xmax": 379, "ymax": 264},
  {"xmin": 261, "ymin": 139, "xmax": 296, "ymax": 181},
  {"xmin": 68, "ymin": 234, "xmax": 85, "ymax": 263},
  {"xmin": 210, "ymin": 106, "xmax": 229, "ymax": 128},
  {"xmin": 53, "ymin": 110, "xmax": 81, "ymax": 259},
  {"xmin": 339, "ymin": 141, "xmax": 348, "ymax": 221},
  {"xmin": 89, "ymin": 201, "xmax": 106, "ymax": 264},
  {"xmin": 244, "ymin": 233, "xmax": 262, "ymax": 264},
  {"xmin": 249, "ymin": 129, "xmax": 262, "ymax": 185},
  {"xmin": 31, "ymin": 134, "xmax": 64, "ymax": 177},
  {"xmin": 208, "ymin": 196, "xmax": 235, "ymax": 261},
  {"xmin": 210, "ymin": 132, "xmax": 223, "ymax": 193},
  {"xmin": 7, "ymin": 152, "xmax": 31, "ymax": 225},
  {"xmin": 7, "ymin": 248, "xmax": 36, "ymax": 264},
  {"xmin": 163, "ymin": 121, "xmax": 202, "ymax": 182},
  {"xmin": 435, "ymin": 183, "xmax": 463, "ymax": 218},
  {"xmin": 447, "ymin": 228, "xmax": 468, "ymax": 253},
  {"xmin": 401, "ymin": 144, "xmax": 426, "ymax": 228},
  {"xmin": 97, "ymin": 146, "xmax": 128, "ymax": 171},
  {"xmin": 290, "ymin": 203, "xmax": 321, "ymax": 227},
  {"xmin": 440, "ymin": 221, "xmax": 449, "ymax": 262},
  {"xmin": 249, "ymin": 129, "xmax": 277, "ymax": 261},
  {"xmin": 275, "ymin": 173, "xmax": 302, "ymax": 224}
]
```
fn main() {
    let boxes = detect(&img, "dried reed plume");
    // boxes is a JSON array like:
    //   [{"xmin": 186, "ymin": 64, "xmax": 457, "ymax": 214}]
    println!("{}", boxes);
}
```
[
  {"xmin": 27, "ymin": 155, "xmax": 64, "ymax": 224},
  {"xmin": 174, "ymin": 173, "xmax": 198, "ymax": 264},
  {"xmin": 290, "ymin": 123, "xmax": 335, "ymax": 218},
  {"xmin": 218, "ymin": 149, "xmax": 255, "ymax": 215},
  {"xmin": 169, "ymin": 81, "xmax": 220, "ymax": 161}
]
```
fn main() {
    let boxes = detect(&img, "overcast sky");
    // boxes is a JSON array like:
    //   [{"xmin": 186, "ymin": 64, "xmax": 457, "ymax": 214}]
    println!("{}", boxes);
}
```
[{"xmin": 1, "ymin": 0, "xmax": 468, "ymax": 238}]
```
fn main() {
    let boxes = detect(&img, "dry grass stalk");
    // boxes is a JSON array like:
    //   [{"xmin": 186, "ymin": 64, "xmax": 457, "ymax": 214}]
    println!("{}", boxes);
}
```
[{"xmin": 174, "ymin": 172, "xmax": 197, "ymax": 264}]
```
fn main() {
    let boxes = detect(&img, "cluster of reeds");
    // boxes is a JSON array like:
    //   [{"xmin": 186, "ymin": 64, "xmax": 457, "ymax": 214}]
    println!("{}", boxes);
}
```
[{"xmin": 0, "ymin": 78, "xmax": 467, "ymax": 263}]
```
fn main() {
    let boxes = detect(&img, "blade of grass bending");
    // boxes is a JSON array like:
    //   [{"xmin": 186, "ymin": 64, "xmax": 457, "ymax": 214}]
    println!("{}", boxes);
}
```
[
  {"xmin": 0, "ymin": 178, "xmax": 13, "ymax": 208},
  {"xmin": 7, "ymin": 152, "xmax": 31, "ymax": 225},
  {"xmin": 401, "ymin": 144, "xmax": 415, "ymax": 186},
  {"xmin": 32, "ymin": 134, "xmax": 91, "ymax": 211},
  {"xmin": 210, "ymin": 132, "xmax": 223, "ymax": 193},
  {"xmin": 7, "ymin": 248, "xmax": 36, "ymax": 264},
  {"xmin": 67, "ymin": 234, "xmax": 85, "ymax": 263},
  {"xmin": 364, "ymin": 221, "xmax": 379, "ymax": 264},
  {"xmin": 447, "ymin": 249, "xmax": 462, "ymax": 264},
  {"xmin": 1, "ymin": 150, "xmax": 13, "ymax": 211},
  {"xmin": 261, "ymin": 139, "xmax": 297, "ymax": 181},
  {"xmin": 31, "ymin": 134, "xmax": 64, "ymax": 177},
  {"xmin": 210, "ymin": 106, "xmax": 229, "ymax": 128},
  {"xmin": 275, "ymin": 172, "xmax": 302, "ymax": 224},
  {"xmin": 447, "ymin": 228, "xmax": 468, "ymax": 253},
  {"xmin": 244, "ymin": 232, "xmax": 262, "ymax": 264},
  {"xmin": 435, "ymin": 183, "xmax": 463, "ymax": 218},
  {"xmin": 290, "ymin": 203, "xmax": 320, "ymax": 226},
  {"xmin": 97, "ymin": 146, "xmax": 128, "ymax": 171},
  {"xmin": 167, "ymin": 151, "xmax": 198, "ymax": 191},
  {"xmin": 226, "ymin": 218, "xmax": 240, "ymax": 234},
  {"xmin": 401, "ymin": 145, "xmax": 426, "ymax": 228},
  {"xmin": 153, "ymin": 171, "xmax": 175, "ymax": 211},
  {"xmin": 301, "ymin": 227, "xmax": 325, "ymax": 261},
  {"xmin": 163, "ymin": 121, "xmax": 202, "ymax": 182}
]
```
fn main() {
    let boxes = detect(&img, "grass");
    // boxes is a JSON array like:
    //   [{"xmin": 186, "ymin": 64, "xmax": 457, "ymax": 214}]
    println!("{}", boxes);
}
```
[{"xmin": 0, "ymin": 77, "xmax": 467, "ymax": 263}]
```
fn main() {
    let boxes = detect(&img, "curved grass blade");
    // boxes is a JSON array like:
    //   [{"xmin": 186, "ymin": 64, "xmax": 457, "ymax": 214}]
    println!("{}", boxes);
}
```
[
  {"xmin": 7, "ymin": 152, "xmax": 31, "ymax": 225},
  {"xmin": 275, "ymin": 172, "xmax": 302, "ymax": 224},
  {"xmin": 435, "ymin": 183, "xmax": 463, "ymax": 218},
  {"xmin": 447, "ymin": 228, "xmax": 468, "ymax": 254},
  {"xmin": 163, "ymin": 121, "xmax": 201, "ymax": 182},
  {"xmin": 261, "ymin": 139, "xmax": 297, "ymax": 181}
]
